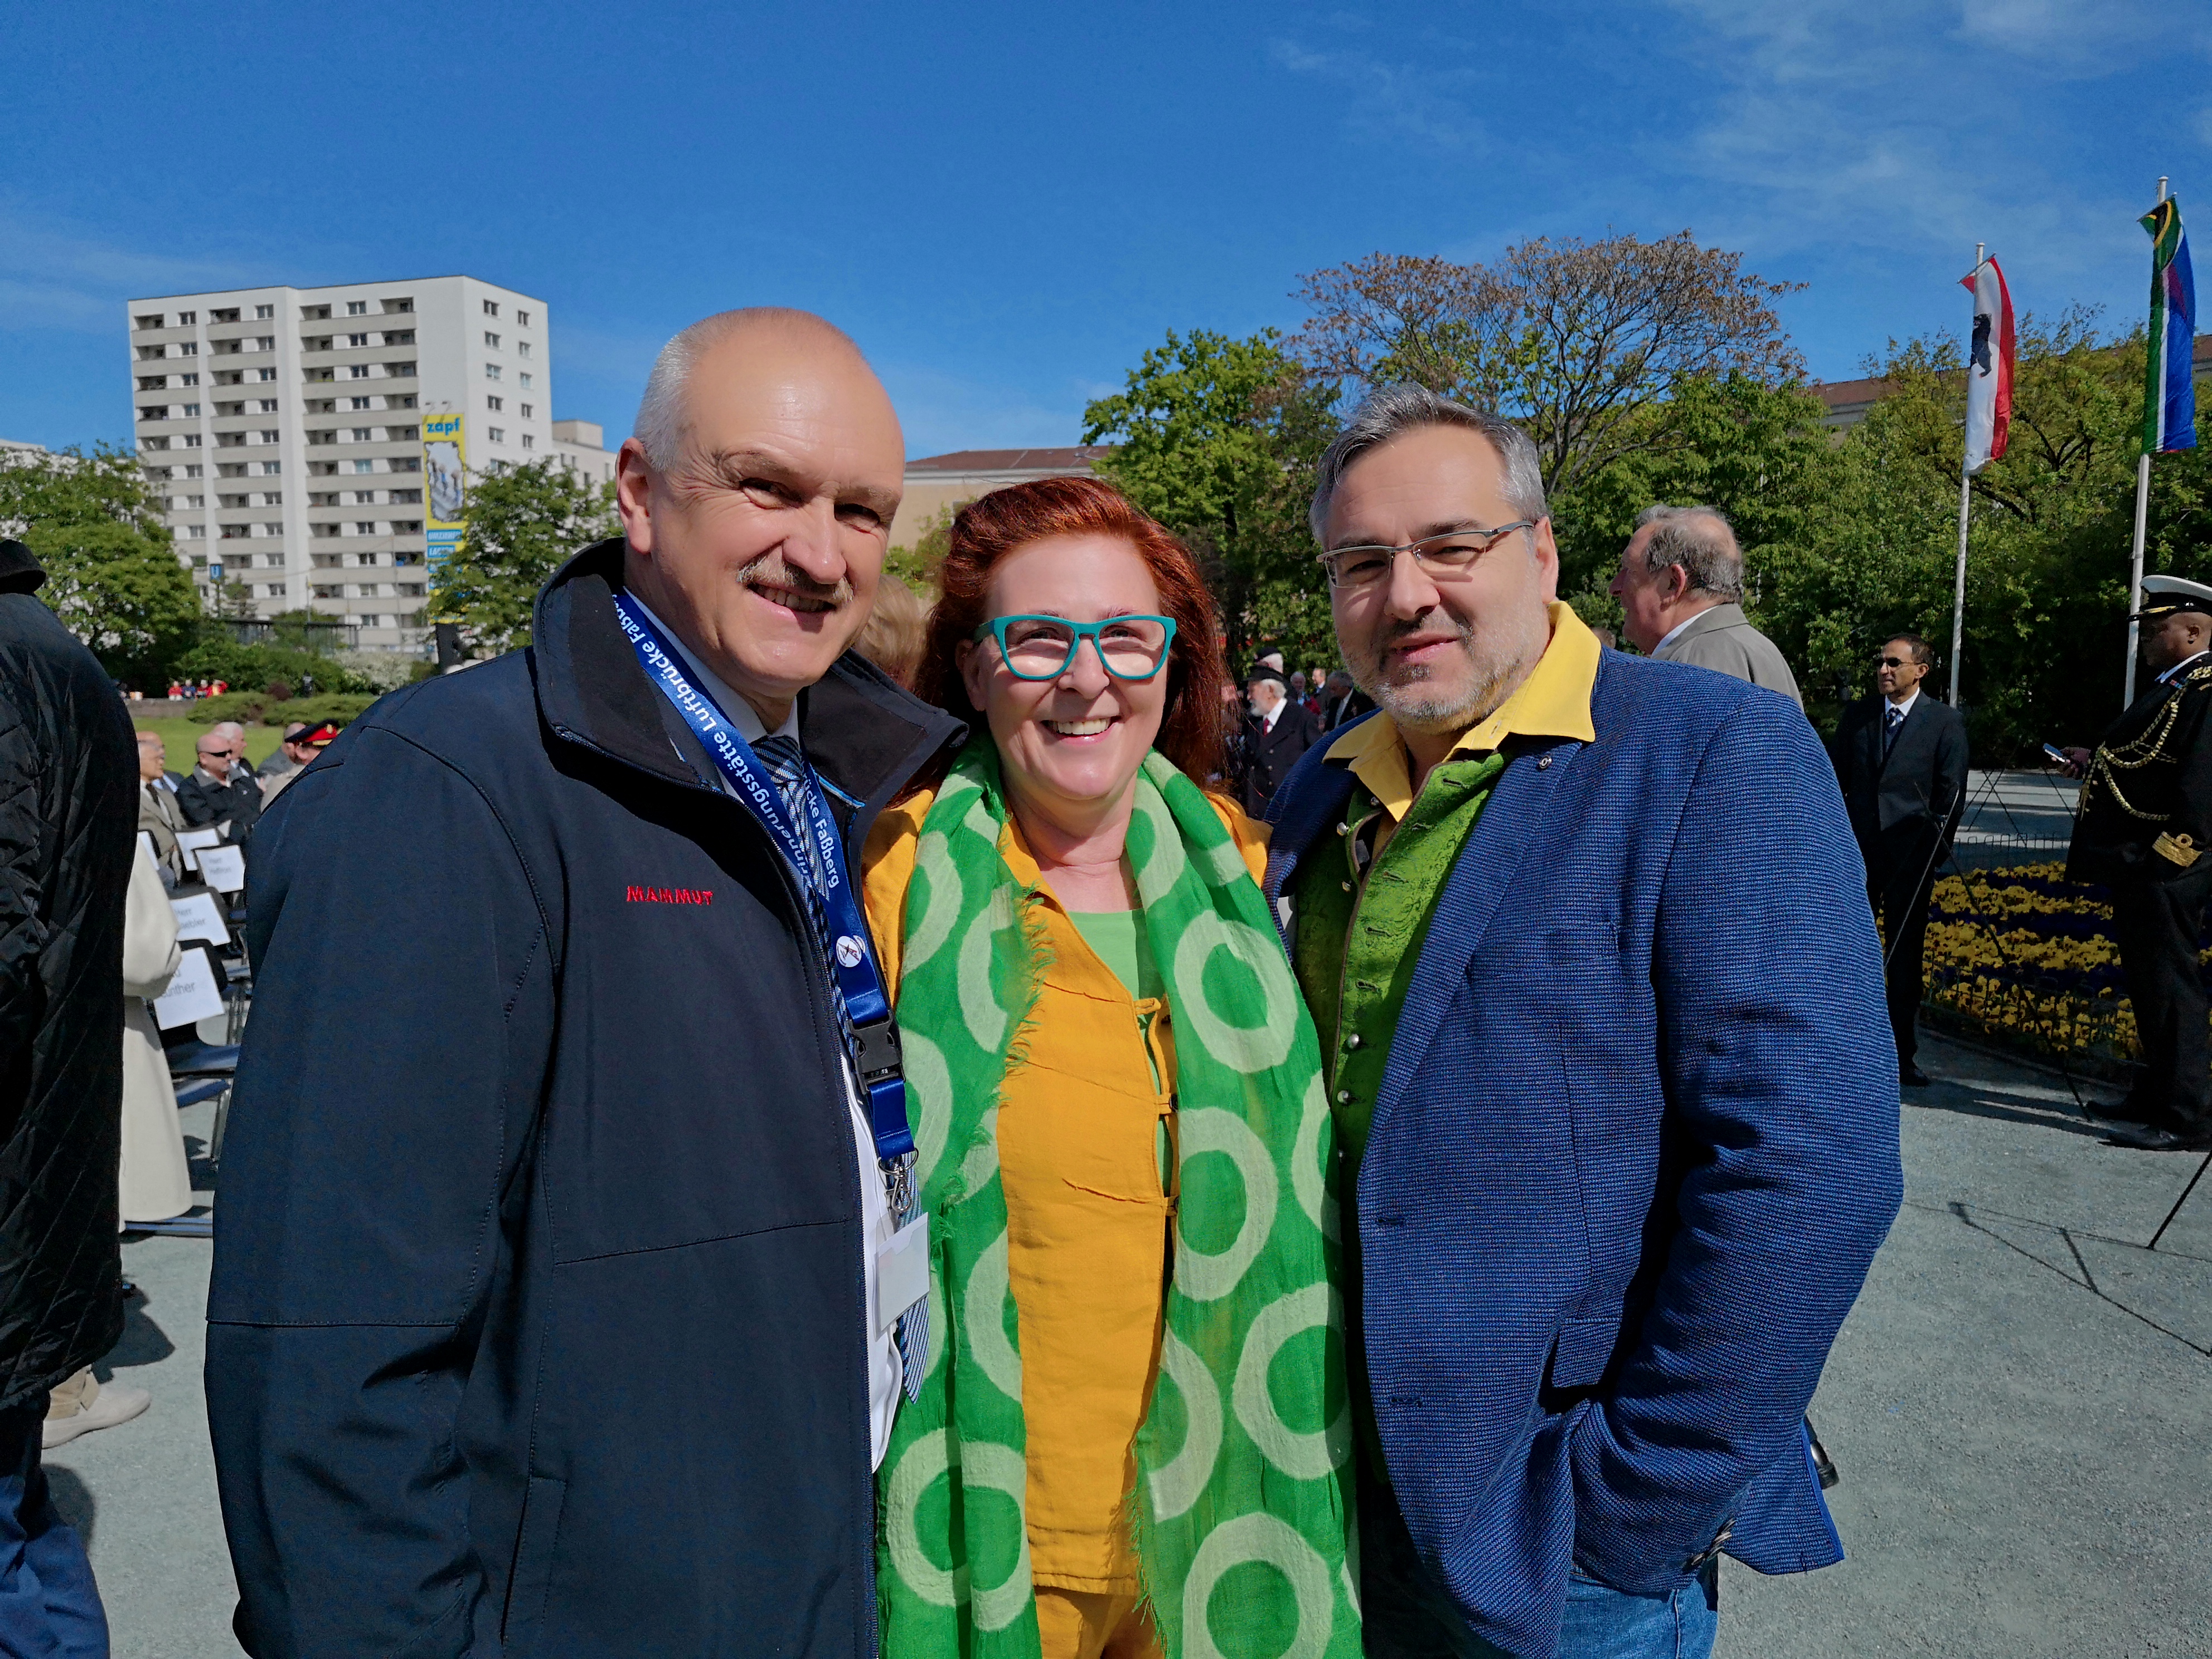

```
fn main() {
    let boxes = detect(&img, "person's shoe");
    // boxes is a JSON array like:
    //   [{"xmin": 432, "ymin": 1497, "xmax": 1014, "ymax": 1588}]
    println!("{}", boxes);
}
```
[
  {"xmin": 1901, "ymin": 1063, "xmax": 1932, "ymax": 1088},
  {"xmin": 2101, "ymin": 1120, "xmax": 2212, "ymax": 1151},
  {"xmin": 42, "ymin": 1370, "xmax": 151, "ymax": 1449},
  {"xmin": 2097, "ymin": 1093, "xmax": 2165, "ymax": 1126}
]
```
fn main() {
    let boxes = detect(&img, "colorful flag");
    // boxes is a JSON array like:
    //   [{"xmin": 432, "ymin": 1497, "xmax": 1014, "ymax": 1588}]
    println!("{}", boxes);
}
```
[
  {"xmin": 2141, "ymin": 196, "xmax": 2198, "ymax": 454},
  {"xmin": 1960, "ymin": 256, "xmax": 2016, "ymax": 473}
]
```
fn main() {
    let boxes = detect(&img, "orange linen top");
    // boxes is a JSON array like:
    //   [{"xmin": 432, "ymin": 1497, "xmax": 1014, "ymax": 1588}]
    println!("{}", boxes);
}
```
[{"xmin": 862, "ymin": 785, "xmax": 1269, "ymax": 1593}]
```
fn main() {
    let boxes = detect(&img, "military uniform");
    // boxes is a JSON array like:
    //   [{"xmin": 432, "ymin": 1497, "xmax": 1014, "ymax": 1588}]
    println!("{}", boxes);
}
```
[{"xmin": 2068, "ymin": 578, "xmax": 2212, "ymax": 1146}]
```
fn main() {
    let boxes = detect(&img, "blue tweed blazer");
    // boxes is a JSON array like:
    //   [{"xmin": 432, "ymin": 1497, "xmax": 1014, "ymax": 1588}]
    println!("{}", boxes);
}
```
[{"xmin": 1264, "ymin": 649, "xmax": 1902, "ymax": 1658}]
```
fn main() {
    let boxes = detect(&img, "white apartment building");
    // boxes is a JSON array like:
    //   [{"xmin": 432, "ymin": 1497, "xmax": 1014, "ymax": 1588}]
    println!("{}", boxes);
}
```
[
  {"xmin": 551, "ymin": 418, "xmax": 617, "ymax": 489},
  {"xmin": 126, "ymin": 275, "xmax": 554, "ymax": 651}
]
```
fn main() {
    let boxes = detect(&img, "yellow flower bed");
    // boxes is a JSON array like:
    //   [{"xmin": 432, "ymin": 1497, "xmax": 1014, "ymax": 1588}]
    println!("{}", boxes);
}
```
[{"xmin": 1914, "ymin": 862, "xmax": 2169, "ymax": 1065}]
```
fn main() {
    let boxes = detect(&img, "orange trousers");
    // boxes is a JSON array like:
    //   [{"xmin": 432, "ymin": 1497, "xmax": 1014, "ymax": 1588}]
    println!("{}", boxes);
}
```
[{"xmin": 1034, "ymin": 1587, "xmax": 1162, "ymax": 1659}]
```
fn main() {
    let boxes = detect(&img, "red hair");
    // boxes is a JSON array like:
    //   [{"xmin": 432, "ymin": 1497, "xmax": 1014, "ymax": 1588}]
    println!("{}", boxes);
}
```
[{"xmin": 915, "ymin": 476, "xmax": 1228, "ymax": 784}]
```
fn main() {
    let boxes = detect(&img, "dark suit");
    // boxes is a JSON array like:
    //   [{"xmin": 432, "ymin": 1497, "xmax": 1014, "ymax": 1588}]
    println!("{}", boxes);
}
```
[
  {"xmin": 177, "ymin": 763, "xmax": 264, "ymax": 851},
  {"xmin": 1831, "ymin": 691, "xmax": 1969, "ymax": 1069},
  {"xmin": 2068, "ymin": 654, "xmax": 2212, "ymax": 1133},
  {"xmin": 1239, "ymin": 699, "xmax": 1323, "ymax": 816}
]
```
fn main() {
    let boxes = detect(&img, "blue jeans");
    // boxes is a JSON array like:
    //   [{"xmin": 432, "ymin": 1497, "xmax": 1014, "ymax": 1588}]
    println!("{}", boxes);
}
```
[
  {"xmin": 1360, "ymin": 1466, "xmax": 1719, "ymax": 1659},
  {"xmin": 0, "ymin": 1405, "xmax": 108, "ymax": 1658}
]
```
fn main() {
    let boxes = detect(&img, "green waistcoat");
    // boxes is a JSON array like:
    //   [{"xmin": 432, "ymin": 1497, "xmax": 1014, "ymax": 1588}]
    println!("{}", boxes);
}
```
[{"xmin": 1291, "ymin": 748, "xmax": 1507, "ymax": 1480}]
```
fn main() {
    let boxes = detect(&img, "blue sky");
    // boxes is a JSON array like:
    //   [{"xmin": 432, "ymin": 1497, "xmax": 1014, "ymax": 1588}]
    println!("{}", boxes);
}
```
[{"xmin": 4, "ymin": 0, "xmax": 2208, "ymax": 459}]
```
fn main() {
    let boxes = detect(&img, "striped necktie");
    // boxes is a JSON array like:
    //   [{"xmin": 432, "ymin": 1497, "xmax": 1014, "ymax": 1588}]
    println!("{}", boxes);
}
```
[
  {"xmin": 1884, "ymin": 702, "xmax": 1905, "ymax": 756},
  {"xmin": 753, "ymin": 733, "xmax": 927, "ymax": 1400}
]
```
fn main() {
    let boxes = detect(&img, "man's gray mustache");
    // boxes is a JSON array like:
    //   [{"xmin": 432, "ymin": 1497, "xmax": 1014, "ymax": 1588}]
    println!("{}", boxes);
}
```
[{"xmin": 736, "ymin": 557, "xmax": 852, "ymax": 609}]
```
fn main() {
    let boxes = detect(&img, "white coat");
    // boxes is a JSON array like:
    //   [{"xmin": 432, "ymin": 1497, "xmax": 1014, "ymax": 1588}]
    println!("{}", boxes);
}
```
[{"xmin": 121, "ymin": 845, "xmax": 193, "ymax": 1223}]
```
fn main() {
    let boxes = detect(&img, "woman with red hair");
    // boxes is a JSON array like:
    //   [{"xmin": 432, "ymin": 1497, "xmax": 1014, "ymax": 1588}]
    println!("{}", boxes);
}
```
[{"xmin": 863, "ymin": 478, "xmax": 1358, "ymax": 1659}]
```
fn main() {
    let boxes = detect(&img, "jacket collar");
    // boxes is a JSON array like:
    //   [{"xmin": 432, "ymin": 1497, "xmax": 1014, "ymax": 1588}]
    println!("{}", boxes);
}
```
[
  {"xmin": 529, "ymin": 538, "xmax": 966, "ymax": 824},
  {"xmin": 0, "ymin": 539, "xmax": 46, "ymax": 595},
  {"xmin": 1665, "ymin": 601, "xmax": 1747, "ymax": 648}
]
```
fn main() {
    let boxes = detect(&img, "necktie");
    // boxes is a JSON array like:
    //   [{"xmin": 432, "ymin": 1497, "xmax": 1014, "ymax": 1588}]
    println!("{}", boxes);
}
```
[
  {"xmin": 1884, "ymin": 704, "xmax": 1905, "ymax": 756},
  {"xmin": 753, "ymin": 733, "xmax": 928, "ymax": 1400}
]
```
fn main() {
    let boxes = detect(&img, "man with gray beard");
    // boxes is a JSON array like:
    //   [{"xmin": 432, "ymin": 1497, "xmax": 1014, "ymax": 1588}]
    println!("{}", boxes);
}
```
[{"xmin": 1260, "ymin": 385, "xmax": 1899, "ymax": 1658}]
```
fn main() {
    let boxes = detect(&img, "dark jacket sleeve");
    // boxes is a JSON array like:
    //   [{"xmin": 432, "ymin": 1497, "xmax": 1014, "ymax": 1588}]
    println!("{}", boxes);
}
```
[
  {"xmin": 1566, "ymin": 693, "xmax": 1903, "ymax": 1589},
  {"xmin": 1933, "ymin": 706, "xmax": 1970, "ymax": 846},
  {"xmin": 0, "ymin": 688, "xmax": 42, "ymax": 1077},
  {"xmin": 206, "ymin": 726, "xmax": 555, "ymax": 1658}
]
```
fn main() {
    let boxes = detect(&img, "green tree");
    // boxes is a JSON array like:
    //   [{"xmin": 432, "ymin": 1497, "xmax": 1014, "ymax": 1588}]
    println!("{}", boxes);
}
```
[
  {"xmin": 429, "ymin": 459, "xmax": 620, "ymax": 654},
  {"xmin": 1289, "ymin": 233, "xmax": 1804, "ymax": 496},
  {"xmin": 1, "ymin": 445, "xmax": 202, "ymax": 690},
  {"xmin": 21, "ymin": 519, "xmax": 203, "ymax": 691},
  {"xmin": 1550, "ymin": 372, "xmax": 1837, "ymax": 632},
  {"xmin": 886, "ymin": 500, "xmax": 964, "ymax": 591},
  {"xmin": 1081, "ymin": 328, "xmax": 1340, "ymax": 666}
]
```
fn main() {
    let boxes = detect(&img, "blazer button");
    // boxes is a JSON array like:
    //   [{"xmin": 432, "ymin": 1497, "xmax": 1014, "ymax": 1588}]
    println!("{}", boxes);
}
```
[
  {"xmin": 1345, "ymin": 1034, "xmax": 1362, "ymax": 1050},
  {"xmin": 1341, "ymin": 880, "xmax": 1353, "ymax": 892},
  {"xmin": 1335, "ymin": 1089, "xmax": 1352, "ymax": 1104}
]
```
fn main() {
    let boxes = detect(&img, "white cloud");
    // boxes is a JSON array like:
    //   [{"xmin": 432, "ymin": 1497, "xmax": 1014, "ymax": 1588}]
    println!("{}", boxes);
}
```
[
  {"xmin": 0, "ymin": 206, "xmax": 277, "ymax": 333},
  {"xmin": 1266, "ymin": 38, "xmax": 1484, "ymax": 153}
]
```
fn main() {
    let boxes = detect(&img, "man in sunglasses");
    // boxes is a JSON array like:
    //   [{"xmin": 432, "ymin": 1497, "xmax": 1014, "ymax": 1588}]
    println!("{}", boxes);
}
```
[
  {"xmin": 1262, "ymin": 384, "xmax": 1899, "ymax": 1659},
  {"xmin": 1830, "ymin": 635, "xmax": 1969, "ymax": 1087}
]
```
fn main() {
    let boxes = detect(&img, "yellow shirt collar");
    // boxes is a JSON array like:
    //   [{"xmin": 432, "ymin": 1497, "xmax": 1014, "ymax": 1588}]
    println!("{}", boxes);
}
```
[{"xmin": 1323, "ymin": 601, "xmax": 1600, "ymax": 820}]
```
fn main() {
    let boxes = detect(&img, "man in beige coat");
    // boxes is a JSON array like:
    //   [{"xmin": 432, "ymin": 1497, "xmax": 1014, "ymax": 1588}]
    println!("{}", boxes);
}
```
[
  {"xmin": 1609, "ymin": 505, "xmax": 1802, "ymax": 706},
  {"xmin": 45, "ymin": 842, "xmax": 181, "ymax": 1448}
]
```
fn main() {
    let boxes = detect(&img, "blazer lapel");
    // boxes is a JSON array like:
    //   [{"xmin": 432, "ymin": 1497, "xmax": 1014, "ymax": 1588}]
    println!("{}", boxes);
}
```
[{"xmin": 1370, "ymin": 733, "xmax": 1588, "ymax": 1133}]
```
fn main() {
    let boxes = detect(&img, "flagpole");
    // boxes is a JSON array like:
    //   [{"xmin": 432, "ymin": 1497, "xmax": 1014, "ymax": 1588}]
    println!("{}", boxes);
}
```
[
  {"xmin": 2126, "ymin": 176, "xmax": 2170, "ymax": 707},
  {"xmin": 1949, "ymin": 241, "xmax": 1983, "ymax": 707}
]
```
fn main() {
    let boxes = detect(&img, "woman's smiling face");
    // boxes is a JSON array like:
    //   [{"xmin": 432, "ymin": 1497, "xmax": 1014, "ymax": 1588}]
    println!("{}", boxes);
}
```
[{"xmin": 957, "ymin": 532, "xmax": 1170, "ymax": 832}]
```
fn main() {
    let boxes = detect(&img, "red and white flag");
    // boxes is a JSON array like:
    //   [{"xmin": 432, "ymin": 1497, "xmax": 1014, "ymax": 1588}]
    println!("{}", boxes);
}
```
[{"xmin": 1961, "ymin": 256, "xmax": 2015, "ymax": 473}]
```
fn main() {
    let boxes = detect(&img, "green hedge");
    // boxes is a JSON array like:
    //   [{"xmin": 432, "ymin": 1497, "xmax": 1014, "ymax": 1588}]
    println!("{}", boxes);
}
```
[
  {"xmin": 171, "ymin": 639, "xmax": 376, "ymax": 696},
  {"xmin": 187, "ymin": 691, "xmax": 380, "ymax": 728}
]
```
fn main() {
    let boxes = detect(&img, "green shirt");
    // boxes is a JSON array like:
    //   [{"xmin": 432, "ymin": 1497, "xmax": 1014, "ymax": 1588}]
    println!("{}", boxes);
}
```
[{"xmin": 1291, "ymin": 749, "xmax": 1507, "ymax": 1481}]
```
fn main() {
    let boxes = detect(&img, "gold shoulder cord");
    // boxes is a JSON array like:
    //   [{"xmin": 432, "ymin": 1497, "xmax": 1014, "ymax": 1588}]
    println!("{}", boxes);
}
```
[{"xmin": 2084, "ymin": 662, "xmax": 2212, "ymax": 822}]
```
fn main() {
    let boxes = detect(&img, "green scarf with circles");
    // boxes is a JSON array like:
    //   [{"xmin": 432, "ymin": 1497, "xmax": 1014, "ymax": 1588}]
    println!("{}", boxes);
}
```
[{"xmin": 876, "ymin": 736, "xmax": 1361, "ymax": 1659}]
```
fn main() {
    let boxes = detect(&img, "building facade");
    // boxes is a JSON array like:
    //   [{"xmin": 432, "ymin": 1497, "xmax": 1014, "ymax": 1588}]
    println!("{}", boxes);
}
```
[
  {"xmin": 125, "ymin": 275, "xmax": 554, "ymax": 651},
  {"xmin": 889, "ymin": 446, "xmax": 1112, "ymax": 552},
  {"xmin": 552, "ymin": 419, "xmax": 617, "ymax": 489}
]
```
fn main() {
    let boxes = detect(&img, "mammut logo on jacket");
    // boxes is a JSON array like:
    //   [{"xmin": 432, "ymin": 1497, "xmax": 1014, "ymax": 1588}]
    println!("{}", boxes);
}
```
[{"xmin": 626, "ymin": 885, "xmax": 714, "ymax": 905}]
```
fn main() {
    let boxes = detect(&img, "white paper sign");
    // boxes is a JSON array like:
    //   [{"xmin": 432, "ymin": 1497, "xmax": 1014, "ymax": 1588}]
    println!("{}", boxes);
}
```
[
  {"xmin": 196, "ymin": 845, "xmax": 246, "ymax": 893},
  {"xmin": 174, "ymin": 827, "xmax": 222, "ymax": 872},
  {"xmin": 169, "ymin": 891, "xmax": 229, "ymax": 945},
  {"xmin": 152, "ymin": 947, "xmax": 225, "ymax": 1031}
]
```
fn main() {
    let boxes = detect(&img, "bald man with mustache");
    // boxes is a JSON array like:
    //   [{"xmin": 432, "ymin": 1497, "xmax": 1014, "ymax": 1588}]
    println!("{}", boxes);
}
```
[{"xmin": 207, "ymin": 311, "xmax": 966, "ymax": 1658}]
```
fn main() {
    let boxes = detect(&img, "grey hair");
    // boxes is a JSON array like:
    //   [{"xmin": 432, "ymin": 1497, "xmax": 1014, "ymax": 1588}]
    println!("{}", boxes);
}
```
[
  {"xmin": 1634, "ymin": 504, "xmax": 1743, "ymax": 601},
  {"xmin": 633, "ymin": 307, "xmax": 860, "ymax": 470},
  {"xmin": 1309, "ymin": 383, "xmax": 1548, "ymax": 544}
]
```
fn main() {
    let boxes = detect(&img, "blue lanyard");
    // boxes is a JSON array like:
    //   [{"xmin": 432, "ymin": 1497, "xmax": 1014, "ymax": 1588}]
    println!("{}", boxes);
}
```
[{"xmin": 612, "ymin": 591, "xmax": 914, "ymax": 1162}]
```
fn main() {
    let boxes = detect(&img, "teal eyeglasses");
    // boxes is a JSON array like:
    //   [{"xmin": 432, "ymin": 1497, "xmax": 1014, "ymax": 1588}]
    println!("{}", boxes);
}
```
[{"xmin": 972, "ymin": 614, "xmax": 1178, "ymax": 682}]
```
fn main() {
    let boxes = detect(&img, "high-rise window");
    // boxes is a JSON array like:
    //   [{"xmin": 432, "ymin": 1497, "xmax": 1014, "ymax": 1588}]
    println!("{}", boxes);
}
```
[
  {"xmin": 259, "ymin": 399, "xmax": 279, "ymax": 413},
  {"xmin": 255, "ymin": 368, "xmax": 275, "ymax": 381},
  {"xmin": 484, "ymin": 331, "xmax": 500, "ymax": 348},
  {"xmin": 349, "ymin": 366, "xmax": 370, "ymax": 379},
  {"xmin": 353, "ymin": 459, "xmax": 373, "ymax": 474},
  {"xmin": 519, "ymin": 404, "xmax": 533, "ymax": 420},
  {"xmin": 351, "ymin": 397, "xmax": 371, "ymax": 410},
  {"xmin": 347, "ymin": 300, "xmax": 367, "ymax": 316},
  {"xmin": 486, "ymin": 395, "xmax": 503, "ymax": 412},
  {"xmin": 183, "ymin": 373, "xmax": 200, "ymax": 386},
  {"xmin": 518, "ymin": 372, "xmax": 533, "ymax": 389},
  {"xmin": 257, "ymin": 461, "xmax": 279, "ymax": 476},
  {"xmin": 351, "ymin": 428, "xmax": 371, "ymax": 442},
  {"xmin": 256, "ymin": 304, "xmax": 275, "ymax": 319},
  {"xmin": 178, "ymin": 311, "xmax": 197, "ymax": 324},
  {"xmin": 484, "ymin": 363, "xmax": 501, "ymax": 381},
  {"xmin": 522, "ymin": 433, "xmax": 535, "ymax": 450},
  {"xmin": 487, "ymin": 426, "xmax": 505, "ymax": 443},
  {"xmin": 516, "ymin": 309, "xmax": 532, "ymax": 326},
  {"xmin": 517, "ymin": 341, "xmax": 531, "ymax": 358}
]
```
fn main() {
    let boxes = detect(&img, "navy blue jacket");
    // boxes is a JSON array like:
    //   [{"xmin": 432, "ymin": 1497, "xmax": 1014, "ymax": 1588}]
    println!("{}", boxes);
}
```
[
  {"xmin": 206, "ymin": 541, "xmax": 963, "ymax": 1658},
  {"xmin": 1264, "ymin": 650, "xmax": 1901, "ymax": 1659}
]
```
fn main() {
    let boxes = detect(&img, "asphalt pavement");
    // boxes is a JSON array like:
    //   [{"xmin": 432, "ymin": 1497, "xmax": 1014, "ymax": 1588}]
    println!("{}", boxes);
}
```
[{"xmin": 48, "ymin": 1041, "xmax": 2212, "ymax": 1657}]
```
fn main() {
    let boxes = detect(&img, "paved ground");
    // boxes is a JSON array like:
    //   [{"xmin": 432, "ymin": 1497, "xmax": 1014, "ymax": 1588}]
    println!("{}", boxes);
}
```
[
  {"xmin": 1952, "ymin": 767, "xmax": 2080, "ymax": 869},
  {"xmin": 49, "ymin": 1041, "xmax": 2212, "ymax": 1657},
  {"xmin": 1718, "ymin": 1035, "xmax": 2212, "ymax": 1659}
]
